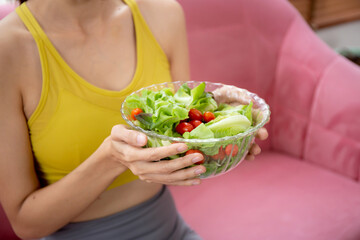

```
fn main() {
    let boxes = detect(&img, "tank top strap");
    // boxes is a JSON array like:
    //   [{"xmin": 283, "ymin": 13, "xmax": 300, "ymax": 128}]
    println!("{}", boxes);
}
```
[
  {"xmin": 16, "ymin": 3, "xmax": 50, "ymax": 128},
  {"xmin": 15, "ymin": 3, "xmax": 48, "ymax": 45}
]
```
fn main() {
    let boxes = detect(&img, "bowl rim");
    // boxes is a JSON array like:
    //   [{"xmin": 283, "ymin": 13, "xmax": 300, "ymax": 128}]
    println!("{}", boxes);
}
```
[{"xmin": 121, "ymin": 81, "xmax": 271, "ymax": 143}]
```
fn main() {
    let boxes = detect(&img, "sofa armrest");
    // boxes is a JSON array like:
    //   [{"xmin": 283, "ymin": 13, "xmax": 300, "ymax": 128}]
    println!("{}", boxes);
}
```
[{"xmin": 272, "ymin": 13, "xmax": 360, "ymax": 180}]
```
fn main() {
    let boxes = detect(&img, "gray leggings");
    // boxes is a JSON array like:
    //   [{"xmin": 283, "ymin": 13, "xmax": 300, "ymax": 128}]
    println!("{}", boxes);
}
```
[{"xmin": 41, "ymin": 186, "xmax": 202, "ymax": 240}]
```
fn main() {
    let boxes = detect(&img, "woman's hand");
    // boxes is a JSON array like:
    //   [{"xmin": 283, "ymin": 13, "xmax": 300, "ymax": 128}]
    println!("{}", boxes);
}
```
[
  {"xmin": 107, "ymin": 125, "xmax": 206, "ymax": 186},
  {"xmin": 212, "ymin": 85, "xmax": 270, "ymax": 161},
  {"xmin": 245, "ymin": 127, "xmax": 268, "ymax": 160}
]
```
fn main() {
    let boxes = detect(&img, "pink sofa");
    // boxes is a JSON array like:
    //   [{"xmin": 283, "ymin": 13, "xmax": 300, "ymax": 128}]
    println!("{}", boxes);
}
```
[
  {"xmin": 1, "ymin": 0, "xmax": 360, "ymax": 239},
  {"xmin": 169, "ymin": 0, "xmax": 360, "ymax": 239}
]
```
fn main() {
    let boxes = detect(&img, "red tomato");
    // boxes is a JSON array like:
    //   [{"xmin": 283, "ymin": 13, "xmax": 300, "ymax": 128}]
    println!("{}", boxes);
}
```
[
  {"xmin": 211, "ymin": 147, "xmax": 225, "ymax": 160},
  {"xmin": 180, "ymin": 119, "xmax": 189, "ymax": 123},
  {"xmin": 185, "ymin": 149, "xmax": 205, "ymax": 164},
  {"xmin": 175, "ymin": 122, "xmax": 194, "ymax": 135},
  {"xmin": 131, "ymin": 108, "xmax": 143, "ymax": 120},
  {"xmin": 188, "ymin": 109, "xmax": 203, "ymax": 121},
  {"xmin": 189, "ymin": 120, "xmax": 202, "ymax": 128},
  {"xmin": 203, "ymin": 112, "xmax": 215, "ymax": 122},
  {"xmin": 225, "ymin": 144, "xmax": 239, "ymax": 156}
]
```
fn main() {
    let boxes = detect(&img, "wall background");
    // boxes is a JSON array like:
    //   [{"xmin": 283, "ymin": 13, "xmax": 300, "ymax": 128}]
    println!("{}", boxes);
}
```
[{"xmin": 1, "ymin": 0, "xmax": 359, "ymax": 52}]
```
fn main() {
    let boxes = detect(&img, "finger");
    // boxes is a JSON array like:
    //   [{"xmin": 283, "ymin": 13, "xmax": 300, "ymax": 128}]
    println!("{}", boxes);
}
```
[
  {"xmin": 111, "ymin": 124, "xmax": 147, "ymax": 147},
  {"xmin": 249, "ymin": 144, "xmax": 261, "ymax": 156},
  {"xmin": 140, "ymin": 165, "xmax": 206, "ymax": 184},
  {"xmin": 140, "ymin": 143, "xmax": 189, "ymax": 161},
  {"xmin": 255, "ymin": 127, "xmax": 268, "ymax": 141},
  {"xmin": 142, "ymin": 178, "xmax": 201, "ymax": 186},
  {"xmin": 266, "ymin": 116, "xmax": 271, "ymax": 124},
  {"xmin": 245, "ymin": 153, "xmax": 255, "ymax": 161},
  {"xmin": 155, "ymin": 153, "xmax": 204, "ymax": 174},
  {"xmin": 129, "ymin": 152, "xmax": 204, "ymax": 175},
  {"xmin": 114, "ymin": 141, "xmax": 188, "ymax": 163},
  {"xmin": 213, "ymin": 86, "xmax": 252, "ymax": 105},
  {"xmin": 166, "ymin": 178, "xmax": 202, "ymax": 186},
  {"xmin": 158, "ymin": 178, "xmax": 202, "ymax": 186}
]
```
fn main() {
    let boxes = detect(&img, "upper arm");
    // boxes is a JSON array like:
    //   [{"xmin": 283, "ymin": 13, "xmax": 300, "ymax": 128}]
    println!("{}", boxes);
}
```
[
  {"xmin": 137, "ymin": 0, "xmax": 190, "ymax": 82},
  {"xmin": 0, "ymin": 21, "xmax": 40, "ymax": 223}
]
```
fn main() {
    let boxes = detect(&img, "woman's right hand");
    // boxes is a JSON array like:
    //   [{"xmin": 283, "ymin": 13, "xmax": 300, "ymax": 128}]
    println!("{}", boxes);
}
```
[{"xmin": 106, "ymin": 124, "xmax": 206, "ymax": 186}]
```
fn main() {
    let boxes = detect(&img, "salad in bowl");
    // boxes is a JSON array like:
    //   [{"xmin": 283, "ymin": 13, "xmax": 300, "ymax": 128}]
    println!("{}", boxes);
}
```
[{"xmin": 121, "ymin": 81, "xmax": 270, "ymax": 178}]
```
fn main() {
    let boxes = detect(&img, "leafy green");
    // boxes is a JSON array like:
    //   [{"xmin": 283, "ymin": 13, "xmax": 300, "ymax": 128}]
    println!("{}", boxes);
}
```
[
  {"xmin": 183, "ymin": 123, "xmax": 214, "ymax": 139},
  {"xmin": 242, "ymin": 101, "xmax": 253, "ymax": 123},
  {"xmin": 205, "ymin": 114, "xmax": 251, "ymax": 138},
  {"xmin": 214, "ymin": 104, "xmax": 245, "ymax": 116},
  {"xmin": 174, "ymin": 82, "xmax": 218, "ymax": 112},
  {"xmin": 151, "ymin": 103, "xmax": 188, "ymax": 133},
  {"xmin": 214, "ymin": 102, "xmax": 253, "ymax": 123},
  {"xmin": 125, "ymin": 82, "xmax": 253, "ymax": 140}
]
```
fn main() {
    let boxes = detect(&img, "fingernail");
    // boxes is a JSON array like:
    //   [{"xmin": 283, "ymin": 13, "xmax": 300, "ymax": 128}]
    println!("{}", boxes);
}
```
[
  {"xmin": 137, "ymin": 134, "xmax": 146, "ymax": 145},
  {"xmin": 192, "ymin": 180, "xmax": 200, "ymax": 185},
  {"xmin": 177, "ymin": 144, "xmax": 188, "ymax": 152},
  {"xmin": 192, "ymin": 157, "xmax": 203, "ymax": 163},
  {"xmin": 195, "ymin": 168, "xmax": 205, "ymax": 175}
]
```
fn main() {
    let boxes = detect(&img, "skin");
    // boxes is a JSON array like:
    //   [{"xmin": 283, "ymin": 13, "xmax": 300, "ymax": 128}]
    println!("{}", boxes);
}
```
[{"xmin": 0, "ymin": 0, "xmax": 268, "ymax": 239}]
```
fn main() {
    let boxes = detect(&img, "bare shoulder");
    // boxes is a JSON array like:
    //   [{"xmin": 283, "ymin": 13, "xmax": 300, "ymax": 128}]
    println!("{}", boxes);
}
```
[
  {"xmin": 136, "ymin": 0, "xmax": 185, "ymax": 31},
  {"xmin": 136, "ymin": 0, "xmax": 184, "ymax": 16},
  {"xmin": 0, "ymin": 11, "xmax": 38, "ymax": 93},
  {"xmin": 134, "ymin": 0, "xmax": 186, "ymax": 57}
]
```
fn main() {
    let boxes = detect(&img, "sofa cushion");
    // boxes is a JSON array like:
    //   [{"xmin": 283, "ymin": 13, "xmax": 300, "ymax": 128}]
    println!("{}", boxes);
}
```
[{"xmin": 170, "ymin": 152, "xmax": 360, "ymax": 240}]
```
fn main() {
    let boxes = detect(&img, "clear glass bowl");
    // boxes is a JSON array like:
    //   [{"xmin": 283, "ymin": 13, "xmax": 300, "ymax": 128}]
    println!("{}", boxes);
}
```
[{"xmin": 121, "ymin": 81, "xmax": 270, "ymax": 178}]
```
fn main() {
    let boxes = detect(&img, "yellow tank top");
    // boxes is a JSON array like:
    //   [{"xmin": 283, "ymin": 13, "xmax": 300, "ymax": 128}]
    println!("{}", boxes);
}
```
[{"xmin": 16, "ymin": 1, "xmax": 172, "ymax": 190}]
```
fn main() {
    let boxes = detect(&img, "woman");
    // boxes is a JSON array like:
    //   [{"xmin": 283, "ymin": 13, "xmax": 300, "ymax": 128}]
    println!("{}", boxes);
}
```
[{"xmin": 0, "ymin": 0, "xmax": 268, "ymax": 239}]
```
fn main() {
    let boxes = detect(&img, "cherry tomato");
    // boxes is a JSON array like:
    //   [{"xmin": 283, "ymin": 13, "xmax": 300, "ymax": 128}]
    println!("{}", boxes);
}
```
[
  {"xmin": 175, "ymin": 122, "xmax": 194, "ymax": 135},
  {"xmin": 131, "ymin": 108, "xmax": 143, "ymax": 120},
  {"xmin": 189, "ymin": 120, "xmax": 202, "ymax": 128},
  {"xmin": 211, "ymin": 147, "xmax": 226, "ymax": 160},
  {"xmin": 203, "ymin": 112, "xmax": 215, "ymax": 123},
  {"xmin": 225, "ymin": 144, "xmax": 239, "ymax": 156},
  {"xmin": 180, "ymin": 119, "xmax": 189, "ymax": 123},
  {"xmin": 188, "ymin": 109, "xmax": 203, "ymax": 121},
  {"xmin": 185, "ymin": 149, "xmax": 205, "ymax": 164}
]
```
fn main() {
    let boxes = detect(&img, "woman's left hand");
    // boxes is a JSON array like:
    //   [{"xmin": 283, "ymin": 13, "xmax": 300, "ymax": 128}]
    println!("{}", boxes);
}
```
[
  {"xmin": 245, "ymin": 127, "xmax": 268, "ymax": 160},
  {"xmin": 212, "ymin": 85, "xmax": 270, "ymax": 161}
]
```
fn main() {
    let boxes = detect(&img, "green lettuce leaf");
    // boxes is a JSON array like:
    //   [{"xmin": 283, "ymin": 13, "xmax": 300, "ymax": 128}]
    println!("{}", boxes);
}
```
[
  {"xmin": 183, "ymin": 123, "xmax": 214, "ymax": 139},
  {"xmin": 205, "ymin": 114, "xmax": 251, "ymax": 138},
  {"xmin": 174, "ymin": 82, "xmax": 218, "ymax": 112}
]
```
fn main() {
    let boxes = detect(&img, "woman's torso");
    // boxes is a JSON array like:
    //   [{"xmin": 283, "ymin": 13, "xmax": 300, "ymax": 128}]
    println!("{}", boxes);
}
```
[{"xmin": 6, "ymin": 0, "xmax": 174, "ymax": 222}]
